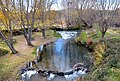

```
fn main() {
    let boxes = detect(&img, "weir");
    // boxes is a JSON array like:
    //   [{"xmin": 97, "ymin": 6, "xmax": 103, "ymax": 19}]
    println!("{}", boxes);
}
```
[{"xmin": 20, "ymin": 30, "xmax": 91, "ymax": 81}]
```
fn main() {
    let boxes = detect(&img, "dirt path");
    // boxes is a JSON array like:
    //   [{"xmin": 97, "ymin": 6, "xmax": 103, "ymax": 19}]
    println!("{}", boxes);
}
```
[{"xmin": 0, "ymin": 32, "xmax": 55, "ymax": 81}]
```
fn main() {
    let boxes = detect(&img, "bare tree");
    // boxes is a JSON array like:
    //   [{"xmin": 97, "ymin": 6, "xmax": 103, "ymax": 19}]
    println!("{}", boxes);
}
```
[
  {"xmin": 94, "ymin": 0, "xmax": 120, "ymax": 38},
  {"xmin": 60, "ymin": 0, "xmax": 96, "ymax": 28},
  {"xmin": 76, "ymin": 0, "xmax": 96, "ymax": 29}
]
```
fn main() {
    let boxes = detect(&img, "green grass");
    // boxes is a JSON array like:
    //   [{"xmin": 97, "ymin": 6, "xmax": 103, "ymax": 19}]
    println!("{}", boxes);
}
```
[{"xmin": 52, "ymin": 31, "xmax": 62, "ymax": 38}]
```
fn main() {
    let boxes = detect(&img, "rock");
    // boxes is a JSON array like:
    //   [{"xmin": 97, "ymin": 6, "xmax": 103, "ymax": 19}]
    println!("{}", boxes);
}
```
[{"xmin": 73, "ymin": 63, "xmax": 83, "ymax": 69}]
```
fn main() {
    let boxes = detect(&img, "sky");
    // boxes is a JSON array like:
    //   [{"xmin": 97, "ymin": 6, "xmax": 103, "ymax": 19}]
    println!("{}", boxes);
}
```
[
  {"xmin": 24, "ymin": 0, "xmax": 62, "ymax": 11},
  {"xmin": 48, "ymin": 0, "xmax": 62, "ymax": 10}
]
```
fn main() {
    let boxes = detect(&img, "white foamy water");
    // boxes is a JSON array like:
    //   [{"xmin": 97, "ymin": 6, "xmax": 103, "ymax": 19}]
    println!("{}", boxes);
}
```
[
  {"xmin": 64, "ymin": 69, "xmax": 87, "ymax": 81},
  {"xmin": 36, "ymin": 45, "xmax": 44, "ymax": 56},
  {"xmin": 21, "ymin": 68, "xmax": 87, "ymax": 81},
  {"xmin": 57, "ymin": 31, "xmax": 78, "ymax": 39},
  {"xmin": 48, "ymin": 73, "xmax": 56, "ymax": 80},
  {"xmin": 47, "ymin": 69, "xmax": 87, "ymax": 81},
  {"xmin": 21, "ymin": 70, "xmax": 38, "ymax": 80}
]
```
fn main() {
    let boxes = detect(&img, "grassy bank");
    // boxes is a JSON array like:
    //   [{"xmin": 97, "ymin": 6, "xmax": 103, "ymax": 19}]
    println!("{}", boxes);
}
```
[
  {"xmin": 86, "ymin": 36, "xmax": 120, "ymax": 81},
  {"xmin": 0, "ymin": 30, "xmax": 56, "ymax": 81},
  {"xmin": 75, "ymin": 27, "xmax": 120, "ymax": 81}
]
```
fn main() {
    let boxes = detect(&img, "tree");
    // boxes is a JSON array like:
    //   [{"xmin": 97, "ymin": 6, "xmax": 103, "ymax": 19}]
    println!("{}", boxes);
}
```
[
  {"xmin": 16, "ymin": 0, "xmax": 39, "ymax": 46},
  {"xmin": 75, "ymin": 0, "xmax": 96, "ymax": 29},
  {"xmin": 18, "ymin": 0, "xmax": 33, "ymax": 46},
  {"xmin": 0, "ymin": 0, "xmax": 18, "ymax": 54},
  {"xmin": 61, "ymin": 0, "xmax": 73, "ymax": 27},
  {"xmin": 94, "ymin": 0, "xmax": 120, "ymax": 38},
  {"xmin": 29, "ymin": 0, "xmax": 37, "ymax": 41},
  {"xmin": 60, "ymin": 0, "xmax": 96, "ymax": 28},
  {"xmin": 35, "ymin": 0, "xmax": 55, "ymax": 38}
]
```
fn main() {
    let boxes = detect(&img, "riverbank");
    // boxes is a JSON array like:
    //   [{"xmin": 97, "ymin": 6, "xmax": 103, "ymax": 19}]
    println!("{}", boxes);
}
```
[
  {"xmin": 0, "ymin": 31, "xmax": 56, "ymax": 81},
  {"xmin": 86, "ymin": 35, "xmax": 120, "ymax": 81},
  {"xmin": 75, "ymin": 27, "xmax": 120, "ymax": 81}
]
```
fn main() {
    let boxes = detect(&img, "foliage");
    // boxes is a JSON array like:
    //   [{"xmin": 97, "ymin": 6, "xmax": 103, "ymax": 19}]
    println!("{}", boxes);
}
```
[
  {"xmin": 0, "ymin": 10, "xmax": 8, "ymax": 27},
  {"xmin": 86, "ymin": 37, "xmax": 120, "ymax": 81}
]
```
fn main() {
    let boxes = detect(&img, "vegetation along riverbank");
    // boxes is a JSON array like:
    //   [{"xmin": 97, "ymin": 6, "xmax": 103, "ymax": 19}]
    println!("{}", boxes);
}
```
[{"xmin": 75, "ymin": 27, "xmax": 120, "ymax": 81}]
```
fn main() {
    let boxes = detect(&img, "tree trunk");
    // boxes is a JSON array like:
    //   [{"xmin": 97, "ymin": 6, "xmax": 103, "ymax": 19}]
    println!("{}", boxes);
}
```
[
  {"xmin": 28, "ymin": 0, "xmax": 37, "ymax": 41},
  {"xmin": 10, "ymin": 43, "xmax": 18, "ymax": 54},
  {"xmin": 29, "ymin": 2, "xmax": 36, "ymax": 41},
  {"xmin": 23, "ymin": 29, "xmax": 33, "ymax": 46},
  {"xmin": 42, "ymin": 28, "xmax": 46, "ymax": 39},
  {"xmin": 20, "ymin": 0, "xmax": 33, "ymax": 46},
  {"xmin": 0, "ymin": 31, "xmax": 18, "ymax": 54},
  {"xmin": 100, "ymin": 27, "xmax": 108, "ymax": 38},
  {"xmin": 101, "ymin": 31, "xmax": 106, "ymax": 38},
  {"xmin": 9, "ymin": 19, "xmax": 14, "ymax": 48},
  {"xmin": 41, "ymin": 9, "xmax": 46, "ymax": 39}
]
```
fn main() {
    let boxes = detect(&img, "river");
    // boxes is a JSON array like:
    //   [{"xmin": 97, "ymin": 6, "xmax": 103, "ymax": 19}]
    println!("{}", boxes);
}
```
[{"xmin": 20, "ymin": 30, "xmax": 91, "ymax": 81}]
